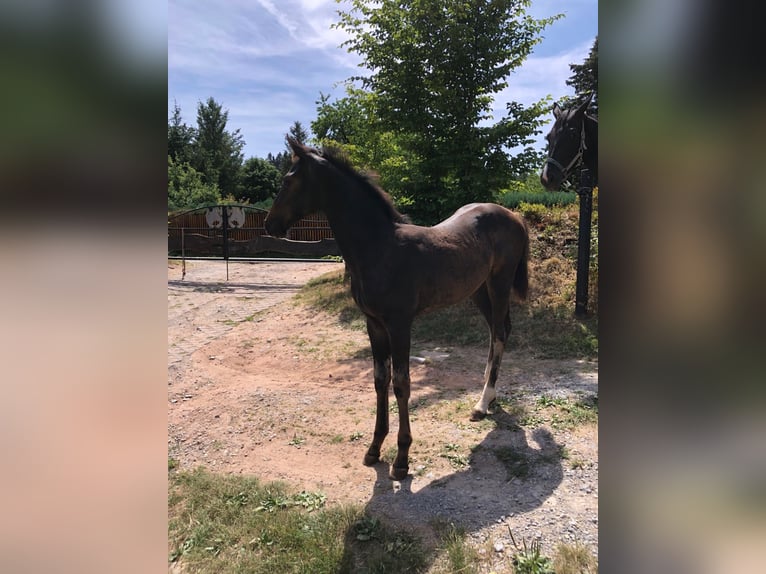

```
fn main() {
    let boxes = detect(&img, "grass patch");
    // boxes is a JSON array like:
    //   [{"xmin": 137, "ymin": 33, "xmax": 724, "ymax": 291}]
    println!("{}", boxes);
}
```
[
  {"xmin": 539, "ymin": 395, "xmax": 598, "ymax": 430},
  {"xmin": 431, "ymin": 522, "xmax": 480, "ymax": 574},
  {"xmin": 346, "ymin": 515, "xmax": 430, "ymax": 573},
  {"xmin": 439, "ymin": 443, "xmax": 470, "ymax": 469},
  {"xmin": 349, "ymin": 431, "xmax": 364, "ymax": 442},
  {"xmin": 511, "ymin": 540, "xmax": 555, "ymax": 574},
  {"xmin": 512, "ymin": 305, "xmax": 598, "ymax": 359},
  {"xmin": 553, "ymin": 541, "xmax": 598, "ymax": 574},
  {"xmin": 295, "ymin": 271, "xmax": 366, "ymax": 331},
  {"xmin": 412, "ymin": 300, "xmax": 489, "ymax": 347},
  {"xmin": 496, "ymin": 190, "xmax": 577, "ymax": 209},
  {"xmin": 169, "ymin": 467, "xmax": 432, "ymax": 573},
  {"xmin": 512, "ymin": 395, "xmax": 598, "ymax": 430},
  {"xmin": 492, "ymin": 446, "xmax": 531, "ymax": 480}
]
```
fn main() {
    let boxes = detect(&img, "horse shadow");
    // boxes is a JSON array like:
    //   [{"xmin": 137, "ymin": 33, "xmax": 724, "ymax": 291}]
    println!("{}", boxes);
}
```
[{"xmin": 339, "ymin": 405, "xmax": 564, "ymax": 571}]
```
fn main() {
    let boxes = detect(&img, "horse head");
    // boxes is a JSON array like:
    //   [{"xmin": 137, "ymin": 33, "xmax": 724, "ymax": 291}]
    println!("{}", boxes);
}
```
[
  {"xmin": 264, "ymin": 136, "xmax": 325, "ymax": 237},
  {"xmin": 540, "ymin": 94, "xmax": 593, "ymax": 191}
]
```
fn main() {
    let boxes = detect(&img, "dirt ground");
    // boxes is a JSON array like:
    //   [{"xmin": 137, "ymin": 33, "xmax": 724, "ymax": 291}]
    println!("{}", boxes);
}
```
[{"xmin": 168, "ymin": 259, "xmax": 598, "ymax": 569}]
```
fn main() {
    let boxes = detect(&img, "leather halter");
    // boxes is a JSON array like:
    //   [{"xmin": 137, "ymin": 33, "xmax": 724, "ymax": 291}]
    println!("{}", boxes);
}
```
[{"xmin": 543, "ymin": 118, "xmax": 587, "ymax": 180}]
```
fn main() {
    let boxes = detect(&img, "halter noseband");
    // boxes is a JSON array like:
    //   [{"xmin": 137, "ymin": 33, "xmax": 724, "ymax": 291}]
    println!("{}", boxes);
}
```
[{"xmin": 544, "ymin": 117, "xmax": 587, "ymax": 180}]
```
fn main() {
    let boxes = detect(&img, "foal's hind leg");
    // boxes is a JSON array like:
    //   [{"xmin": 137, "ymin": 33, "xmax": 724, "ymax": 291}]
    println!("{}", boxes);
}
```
[
  {"xmin": 470, "ymin": 282, "xmax": 512, "ymax": 421},
  {"xmin": 363, "ymin": 317, "xmax": 391, "ymax": 466}
]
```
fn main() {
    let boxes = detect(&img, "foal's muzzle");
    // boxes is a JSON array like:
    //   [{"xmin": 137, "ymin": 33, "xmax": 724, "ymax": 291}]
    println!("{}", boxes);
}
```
[{"xmin": 264, "ymin": 217, "xmax": 287, "ymax": 238}]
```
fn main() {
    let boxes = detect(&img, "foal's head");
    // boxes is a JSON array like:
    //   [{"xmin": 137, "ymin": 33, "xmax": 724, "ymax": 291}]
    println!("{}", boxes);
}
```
[
  {"xmin": 265, "ymin": 136, "xmax": 407, "ymax": 237},
  {"xmin": 264, "ymin": 137, "xmax": 325, "ymax": 238},
  {"xmin": 540, "ymin": 95, "xmax": 593, "ymax": 191}
]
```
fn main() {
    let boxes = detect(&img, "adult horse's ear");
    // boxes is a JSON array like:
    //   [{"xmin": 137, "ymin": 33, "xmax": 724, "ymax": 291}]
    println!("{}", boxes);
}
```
[
  {"xmin": 552, "ymin": 102, "xmax": 562, "ymax": 119},
  {"xmin": 576, "ymin": 93, "xmax": 593, "ymax": 116}
]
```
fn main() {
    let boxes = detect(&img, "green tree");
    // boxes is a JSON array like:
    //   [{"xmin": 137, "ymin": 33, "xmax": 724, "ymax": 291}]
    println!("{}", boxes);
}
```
[
  {"xmin": 313, "ymin": 90, "xmax": 365, "ymax": 145},
  {"xmin": 335, "ymin": 0, "xmax": 558, "ymax": 223},
  {"xmin": 168, "ymin": 156, "xmax": 221, "ymax": 212},
  {"xmin": 288, "ymin": 120, "xmax": 309, "ymax": 144},
  {"xmin": 168, "ymin": 101, "xmax": 196, "ymax": 164},
  {"xmin": 313, "ymin": 85, "xmax": 424, "ymax": 211},
  {"xmin": 565, "ymin": 36, "xmax": 598, "ymax": 115},
  {"xmin": 266, "ymin": 151, "xmax": 288, "ymax": 172},
  {"xmin": 273, "ymin": 120, "xmax": 311, "ymax": 175},
  {"xmin": 239, "ymin": 157, "xmax": 281, "ymax": 204},
  {"xmin": 193, "ymin": 97, "xmax": 245, "ymax": 199}
]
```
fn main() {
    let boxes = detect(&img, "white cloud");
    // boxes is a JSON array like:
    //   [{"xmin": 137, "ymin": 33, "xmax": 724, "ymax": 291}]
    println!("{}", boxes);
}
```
[{"xmin": 502, "ymin": 40, "xmax": 592, "ymax": 105}]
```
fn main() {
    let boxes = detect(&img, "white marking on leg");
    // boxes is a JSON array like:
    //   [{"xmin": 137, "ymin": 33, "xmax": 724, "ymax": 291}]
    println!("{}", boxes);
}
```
[
  {"xmin": 473, "ymin": 340, "xmax": 505, "ymax": 414},
  {"xmin": 473, "ymin": 385, "xmax": 497, "ymax": 415}
]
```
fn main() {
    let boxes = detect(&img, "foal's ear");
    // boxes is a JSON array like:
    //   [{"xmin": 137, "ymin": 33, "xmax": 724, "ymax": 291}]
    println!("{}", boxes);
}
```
[
  {"xmin": 552, "ymin": 102, "xmax": 562, "ymax": 119},
  {"xmin": 286, "ymin": 135, "xmax": 309, "ymax": 161}
]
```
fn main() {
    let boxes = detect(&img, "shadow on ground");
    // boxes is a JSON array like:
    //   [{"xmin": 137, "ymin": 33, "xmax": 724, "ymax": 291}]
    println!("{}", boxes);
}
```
[{"xmin": 338, "ymin": 405, "xmax": 564, "ymax": 572}]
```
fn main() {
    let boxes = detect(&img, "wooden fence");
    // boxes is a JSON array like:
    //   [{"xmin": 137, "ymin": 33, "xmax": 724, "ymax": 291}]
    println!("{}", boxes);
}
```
[{"xmin": 168, "ymin": 205, "xmax": 339, "ymax": 258}]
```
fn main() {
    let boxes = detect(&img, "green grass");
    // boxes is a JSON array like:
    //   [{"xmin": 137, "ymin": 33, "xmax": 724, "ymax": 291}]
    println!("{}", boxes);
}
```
[
  {"xmin": 510, "ymin": 537, "xmax": 555, "ymax": 574},
  {"xmin": 294, "ymin": 271, "xmax": 366, "ymax": 331},
  {"xmin": 440, "ymin": 443, "xmax": 470, "ymax": 469},
  {"xmin": 431, "ymin": 522, "xmax": 480, "ymax": 574},
  {"xmin": 491, "ymin": 446, "xmax": 531, "ymax": 480},
  {"xmin": 169, "ymin": 466, "xmax": 597, "ymax": 574},
  {"xmin": 412, "ymin": 301, "xmax": 488, "ymax": 347},
  {"xmin": 538, "ymin": 395, "xmax": 598, "ymax": 430},
  {"xmin": 168, "ymin": 467, "xmax": 430, "ymax": 573},
  {"xmin": 496, "ymin": 190, "xmax": 577, "ymax": 209},
  {"xmin": 508, "ymin": 395, "xmax": 598, "ymax": 430}
]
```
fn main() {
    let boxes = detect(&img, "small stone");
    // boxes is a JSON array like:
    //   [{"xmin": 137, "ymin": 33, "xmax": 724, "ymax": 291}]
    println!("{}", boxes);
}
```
[{"xmin": 494, "ymin": 542, "xmax": 504, "ymax": 553}]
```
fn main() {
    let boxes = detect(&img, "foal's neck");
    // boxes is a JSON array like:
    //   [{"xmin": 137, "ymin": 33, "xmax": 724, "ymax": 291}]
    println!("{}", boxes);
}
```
[{"xmin": 320, "ymin": 170, "xmax": 398, "ymax": 270}]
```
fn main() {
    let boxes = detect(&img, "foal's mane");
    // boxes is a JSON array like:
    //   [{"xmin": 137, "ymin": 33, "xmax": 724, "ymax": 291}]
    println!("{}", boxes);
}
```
[{"xmin": 318, "ymin": 146, "xmax": 409, "ymax": 224}]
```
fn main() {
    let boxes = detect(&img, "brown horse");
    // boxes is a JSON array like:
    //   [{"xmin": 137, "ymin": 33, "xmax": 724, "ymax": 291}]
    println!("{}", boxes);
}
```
[{"xmin": 265, "ymin": 138, "xmax": 529, "ymax": 480}]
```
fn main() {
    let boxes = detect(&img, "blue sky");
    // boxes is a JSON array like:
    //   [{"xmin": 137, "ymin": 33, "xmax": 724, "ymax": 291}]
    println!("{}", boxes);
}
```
[{"xmin": 168, "ymin": 0, "xmax": 597, "ymax": 160}]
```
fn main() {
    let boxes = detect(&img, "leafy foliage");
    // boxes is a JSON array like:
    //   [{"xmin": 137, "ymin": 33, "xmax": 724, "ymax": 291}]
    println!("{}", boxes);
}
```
[
  {"xmin": 566, "ymin": 36, "xmax": 598, "ymax": 116},
  {"xmin": 168, "ymin": 156, "xmax": 221, "ymax": 212},
  {"xmin": 193, "ymin": 97, "xmax": 245, "ymax": 199},
  {"xmin": 333, "ymin": 0, "xmax": 560, "ymax": 224},
  {"xmin": 239, "ymin": 157, "xmax": 281, "ymax": 204},
  {"xmin": 168, "ymin": 101, "xmax": 196, "ymax": 164}
]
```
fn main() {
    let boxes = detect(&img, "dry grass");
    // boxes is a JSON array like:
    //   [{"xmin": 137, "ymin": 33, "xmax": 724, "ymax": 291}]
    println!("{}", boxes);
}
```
[{"xmin": 296, "ymin": 203, "xmax": 598, "ymax": 360}]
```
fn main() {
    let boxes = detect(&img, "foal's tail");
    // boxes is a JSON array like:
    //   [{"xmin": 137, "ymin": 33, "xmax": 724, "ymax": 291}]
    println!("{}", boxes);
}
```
[{"xmin": 512, "ymin": 222, "xmax": 530, "ymax": 301}]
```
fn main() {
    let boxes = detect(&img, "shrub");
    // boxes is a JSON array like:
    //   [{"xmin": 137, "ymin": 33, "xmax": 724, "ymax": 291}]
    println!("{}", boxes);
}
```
[{"xmin": 516, "ymin": 202, "xmax": 548, "ymax": 224}]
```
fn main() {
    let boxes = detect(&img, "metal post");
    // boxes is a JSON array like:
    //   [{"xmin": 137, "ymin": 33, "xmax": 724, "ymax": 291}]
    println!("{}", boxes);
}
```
[
  {"xmin": 181, "ymin": 227, "xmax": 186, "ymax": 281},
  {"xmin": 222, "ymin": 205, "xmax": 229, "ymax": 281},
  {"xmin": 575, "ymin": 168, "xmax": 594, "ymax": 318}
]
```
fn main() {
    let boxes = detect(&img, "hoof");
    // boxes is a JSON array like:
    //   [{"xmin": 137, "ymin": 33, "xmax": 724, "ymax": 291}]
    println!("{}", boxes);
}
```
[
  {"xmin": 389, "ymin": 465, "xmax": 409, "ymax": 481},
  {"xmin": 469, "ymin": 409, "xmax": 487, "ymax": 421},
  {"xmin": 363, "ymin": 453, "xmax": 380, "ymax": 466}
]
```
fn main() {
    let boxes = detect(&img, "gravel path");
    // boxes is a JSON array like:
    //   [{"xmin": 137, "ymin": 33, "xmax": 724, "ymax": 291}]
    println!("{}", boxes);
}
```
[
  {"xmin": 167, "ymin": 259, "xmax": 343, "ymax": 367},
  {"xmin": 167, "ymin": 259, "xmax": 598, "ymax": 570}
]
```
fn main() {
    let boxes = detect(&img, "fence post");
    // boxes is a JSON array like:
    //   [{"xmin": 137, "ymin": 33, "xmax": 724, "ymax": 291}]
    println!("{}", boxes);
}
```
[
  {"xmin": 181, "ymin": 227, "xmax": 186, "ymax": 280},
  {"xmin": 575, "ymin": 168, "xmax": 594, "ymax": 318},
  {"xmin": 222, "ymin": 205, "xmax": 229, "ymax": 281}
]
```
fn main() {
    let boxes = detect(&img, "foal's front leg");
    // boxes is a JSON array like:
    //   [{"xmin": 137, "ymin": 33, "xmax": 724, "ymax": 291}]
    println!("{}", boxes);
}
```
[
  {"xmin": 388, "ymin": 320, "xmax": 413, "ymax": 481},
  {"xmin": 363, "ymin": 317, "xmax": 391, "ymax": 466}
]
